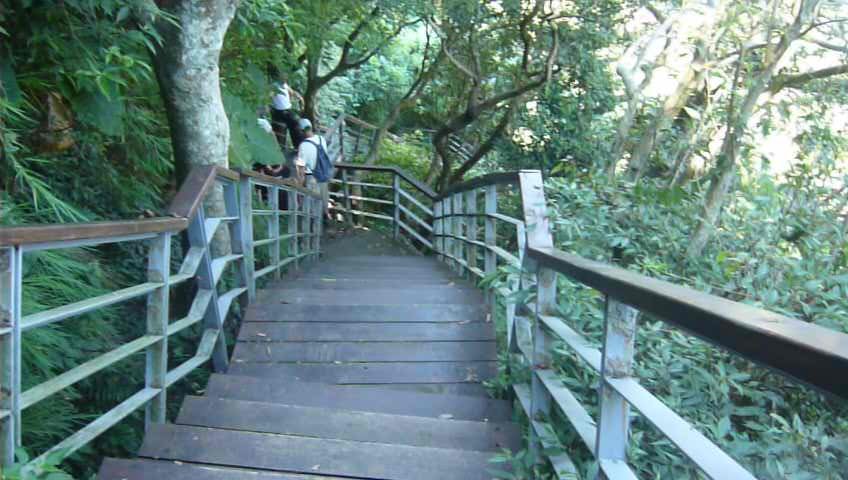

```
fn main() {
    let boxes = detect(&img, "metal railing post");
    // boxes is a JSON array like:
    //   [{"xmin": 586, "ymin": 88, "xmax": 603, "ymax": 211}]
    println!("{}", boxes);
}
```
[
  {"xmin": 484, "ymin": 185, "xmax": 497, "ymax": 313},
  {"xmin": 444, "ymin": 195, "xmax": 454, "ymax": 272},
  {"xmin": 239, "ymin": 176, "xmax": 256, "ymax": 301},
  {"xmin": 434, "ymin": 200, "xmax": 443, "ymax": 261},
  {"xmin": 288, "ymin": 190, "xmax": 299, "ymax": 271},
  {"xmin": 518, "ymin": 170, "xmax": 557, "ymax": 463},
  {"xmin": 0, "ymin": 246, "xmax": 21, "ymax": 468},
  {"xmin": 342, "ymin": 169, "xmax": 353, "ymax": 226},
  {"xmin": 595, "ymin": 298, "xmax": 638, "ymax": 471},
  {"xmin": 188, "ymin": 211, "xmax": 229, "ymax": 372},
  {"xmin": 270, "ymin": 187, "xmax": 281, "ymax": 279},
  {"xmin": 393, "ymin": 174, "xmax": 401, "ymax": 240},
  {"xmin": 338, "ymin": 116, "xmax": 346, "ymax": 161},
  {"xmin": 452, "ymin": 193, "xmax": 464, "ymax": 276},
  {"xmin": 315, "ymin": 196, "xmax": 322, "ymax": 259},
  {"xmin": 145, "ymin": 231, "xmax": 171, "ymax": 428},
  {"xmin": 465, "ymin": 189, "xmax": 477, "ymax": 274},
  {"xmin": 304, "ymin": 194, "xmax": 312, "ymax": 260}
]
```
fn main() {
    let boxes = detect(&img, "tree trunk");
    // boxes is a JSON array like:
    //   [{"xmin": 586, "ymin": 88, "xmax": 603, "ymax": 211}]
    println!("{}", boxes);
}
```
[
  {"xmin": 302, "ymin": 52, "xmax": 322, "ymax": 123},
  {"xmin": 627, "ymin": 54, "xmax": 704, "ymax": 180},
  {"xmin": 686, "ymin": 0, "xmax": 820, "ymax": 258},
  {"xmin": 154, "ymin": 0, "xmax": 238, "ymax": 254}
]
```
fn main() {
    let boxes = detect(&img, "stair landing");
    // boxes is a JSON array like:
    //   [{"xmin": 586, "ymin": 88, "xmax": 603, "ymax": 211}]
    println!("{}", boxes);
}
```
[{"xmin": 98, "ymin": 229, "xmax": 517, "ymax": 480}]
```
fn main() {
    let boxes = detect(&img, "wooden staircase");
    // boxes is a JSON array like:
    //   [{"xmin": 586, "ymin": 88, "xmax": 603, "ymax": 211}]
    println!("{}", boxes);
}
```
[{"xmin": 97, "ymin": 229, "xmax": 519, "ymax": 480}]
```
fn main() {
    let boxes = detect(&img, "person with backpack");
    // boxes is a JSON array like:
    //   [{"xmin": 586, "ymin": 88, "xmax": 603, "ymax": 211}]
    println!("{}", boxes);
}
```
[{"xmin": 295, "ymin": 118, "xmax": 333, "ymax": 218}]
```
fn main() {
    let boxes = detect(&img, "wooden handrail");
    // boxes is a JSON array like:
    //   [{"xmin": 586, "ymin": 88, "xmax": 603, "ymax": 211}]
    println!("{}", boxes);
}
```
[
  {"xmin": 435, "ymin": 171, "xmax": 521, "ymax": 200},
  {"xmin": 334, "ymin": 163, "xmax": 436, "ymax": 199},
  {"xmin": 234, "ymin": 168, "xmax": 322, "ymax": 198},
  {"xmin": 0, "ymin": 165, "xmax": 320, "ymax": 248},
  {"xmin": 167, "ymin": 165, "xmax": 223, "ymax": 219},
  {"xmin": 0, "ymin": 218, "xmax": 188, "ymax": 248},
  {"xmin": 527, "ymin": 245, "xmax": 848, "ymax": 399}
]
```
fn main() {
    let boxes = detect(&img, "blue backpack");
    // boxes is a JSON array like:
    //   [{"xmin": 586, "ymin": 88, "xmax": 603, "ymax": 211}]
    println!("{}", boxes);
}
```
[{"xmin": 305, "ymin": 138, "xmax": 333, "ymax": 183}]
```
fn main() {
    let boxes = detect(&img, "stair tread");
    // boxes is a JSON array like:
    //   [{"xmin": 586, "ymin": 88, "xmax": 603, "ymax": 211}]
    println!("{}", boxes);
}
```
[
  {"xmin": 138, "ymin": 424, "xmax": 502, "ymax": 480},
  {"xmin": 232, "ymin": 340, "xmax": 497, "ymax": 362},
  {"xmin": 238, "ymin": 321, "xmax": 495, "ymax": 342},
  {"xmin": 245, "ymin": 304, "xmax": 487, "ymax": 323},
  {"xmin": 99, "ymin": 458, "xmax": 341, "ymax": 480},
  {"xmin": 228, "ymin": 360, "xmax": 497, "ymax": 384},
  {"xmin": 177, "ymin": 396, "xmax": 520, "ymax": 452},
  {"xmin": 206, "ymin": 374, "xmax": 511, "ymax": 421}
]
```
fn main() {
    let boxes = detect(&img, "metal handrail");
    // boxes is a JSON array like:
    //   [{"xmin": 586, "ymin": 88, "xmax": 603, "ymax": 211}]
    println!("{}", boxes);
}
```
[
  {"xmin": 426, "ymin": 169, "xmax": 848, "ymax": 479},
  {"xmin": 0, "ymin": 165, "xmax": 324, "ymax": 470}
]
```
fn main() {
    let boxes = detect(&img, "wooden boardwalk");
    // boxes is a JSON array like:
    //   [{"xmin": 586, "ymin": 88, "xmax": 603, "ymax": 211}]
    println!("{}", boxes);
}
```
[{"xmin": 98, "ymin": 230, "xmax": 518, "ymax": 480}]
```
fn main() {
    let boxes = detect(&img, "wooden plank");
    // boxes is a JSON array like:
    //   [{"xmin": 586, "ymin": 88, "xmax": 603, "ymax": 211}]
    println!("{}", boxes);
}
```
[
  {"xmin": 98, "ymin": 458, "xmax": 334, "ymax": 480},
  {"xmin": 232, "ymin": 341, "xmax": 497, "ymax": 363},
  {"xmin": 227, "ymin": 361, "xmax": 497, "ymax": 384},
  {"xmin": 235, "ymin": 168, "xmax": 320, "ymax": 198},
  {"xmin": 291, "ymin": 278, "xmax": 476, "ymax": 289},
  {"xmin": 528, "ymin": 246, "xmax": 848, "ymax": 399},
  {"xmin": 257, "ymin": 287, "xmax": 482, "ymax": 306},
  {"xmin": 245, "ymin": 304, "xmax": 487, "ymax": 323},
  {"xmin": 238, "ymin": 321, "xmax": 495, "ymax": 342},
  {"xmin": 168, "ymin": 165, "xmax": 218, "ymax": 218},
  {"xmin": 335, "ymin": 382, "xmax": 490, "ymax": 397},
  {"xmin": 177, "ymin": 396, "xmax": 520, "ymax": 452},
  {"xmin": 0, "ymin": 217, "xmax": 187, "ymax": 248},
  {"xmin": 206, "ymin": 374, "xmax": 511, "ymax": 421},
  {"xmin": 139, "ymin": 424, "xmax": 500, "ymax": 480}
]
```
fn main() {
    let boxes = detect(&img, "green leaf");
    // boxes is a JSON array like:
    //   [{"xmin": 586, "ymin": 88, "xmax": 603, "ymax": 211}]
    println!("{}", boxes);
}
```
[{"xmin": 70, "ymin": 85, "xmax": 126, "ymax": 137}]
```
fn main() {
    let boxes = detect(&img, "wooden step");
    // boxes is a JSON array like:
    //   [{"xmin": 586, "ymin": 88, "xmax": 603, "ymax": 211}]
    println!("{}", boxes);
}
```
[
  {"xmin": 98, "ymin": 458, "xmax": 335, "ymax": 479},
  {"xmin": 232, "ymin": 341, "xmax": 497, "ymax": 362},
  {"xmin": 334, "ymin": 382, "xmax": 491, "ymax": 397},
  {"xmin": 206, "ymin": 374, "xmax": 512, "ymax": 421},
  {"xmin": 228, "ymin": 360, "xmax": 497, "ymax": 384},
  {"xmin": 238, "ymin": 321, "xmax": 495, "ymax": 342},
  {"xmin": 257, "ymin": 288, "xmax": 483, "ymax": 305},
  {"xmin": 177, "ymin": 396, "xmax": 520, "ymax": 452},
  {"xmin": 138, "ymin": 424, "xmax": 503, "ymax": 480},
  {"xmin": 246, "ymin": 304, "xmax": 487, "ymax": 323},
  {"xmin": 283, "ymin": 278, "xmax": 477, "ymax": 290}
]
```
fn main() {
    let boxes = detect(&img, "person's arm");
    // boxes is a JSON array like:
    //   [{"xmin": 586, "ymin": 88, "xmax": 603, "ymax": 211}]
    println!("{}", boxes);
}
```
[
  {"xmin": 295, "ymin": 144, "xmax": 307, "ymax": 185},
  {"xmin": 289, "ymin": 85, "xmax": 304, "ymax": 105}
]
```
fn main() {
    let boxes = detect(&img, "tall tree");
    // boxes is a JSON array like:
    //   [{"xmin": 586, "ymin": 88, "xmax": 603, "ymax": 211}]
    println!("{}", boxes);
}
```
[
  {"xmin": 425, "ymin": 0, "xmax": 563, "ymax": 190},
  {"xmin": 152, "ymin": 0, "xmax": 238, "ymax": 253},
  {"xmin": 687, "ymin": 0, "xmax": 848, "ymax": 257},
  {"xmin": 290, "ymin": 0, "xmax": 425, "ymax": 123},
  {"xmin": 153, "ymin": 0, "xmax": 238, "ymax": 182}
]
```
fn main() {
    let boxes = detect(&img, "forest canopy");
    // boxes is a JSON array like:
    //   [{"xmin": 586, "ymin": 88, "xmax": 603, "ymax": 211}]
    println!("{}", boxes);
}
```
[{"xmin": 1, "ymin": 0, "xmax": 848, "ymax": 478}]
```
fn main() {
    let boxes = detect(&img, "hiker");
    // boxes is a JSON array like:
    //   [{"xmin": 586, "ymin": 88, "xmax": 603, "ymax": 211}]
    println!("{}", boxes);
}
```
[
  {"xmin": 295, "ymin": 118, "xmax": 333, "ymax": 218},
  {"xmin": 269, "ymin": 73, "xmax": 304, "ymax": 152},
  {"xmin": 252, "ymin": 163, "xmax": 292, "ymax": 210}
]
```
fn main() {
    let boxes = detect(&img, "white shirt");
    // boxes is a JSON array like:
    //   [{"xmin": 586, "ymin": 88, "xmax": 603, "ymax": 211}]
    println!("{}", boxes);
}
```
[
  {"xmin": 271, "ymin": 82, "xmax": 292, "ymax": 111},
  {"xmin": 296, "ymin": 136, "xmax": 327, "ymax": 173}
]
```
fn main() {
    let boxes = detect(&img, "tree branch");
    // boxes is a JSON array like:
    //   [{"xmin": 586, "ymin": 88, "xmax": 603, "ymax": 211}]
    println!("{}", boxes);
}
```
[
  {"xmin": 770, "ymin": 62, "xmax": 848, "ymax": 92},
  {"xmin": 449, "ymin": 101, "xmax": 517, "ymax": 183},
  {"xmin": 441, "ymin": 41, "xmax": 477, "ymax": 81}
]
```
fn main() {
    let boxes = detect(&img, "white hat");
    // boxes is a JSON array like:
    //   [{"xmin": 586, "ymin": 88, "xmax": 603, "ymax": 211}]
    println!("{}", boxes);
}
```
[{"xmin": 298, "ymin": 118, "xmax": 312, "ymax": 130}]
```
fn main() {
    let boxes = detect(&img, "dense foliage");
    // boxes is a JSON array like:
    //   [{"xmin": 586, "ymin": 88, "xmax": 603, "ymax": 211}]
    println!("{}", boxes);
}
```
[{"xmin": 2, "ymin": 0, "xmax": 847, "ymax": 478}]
